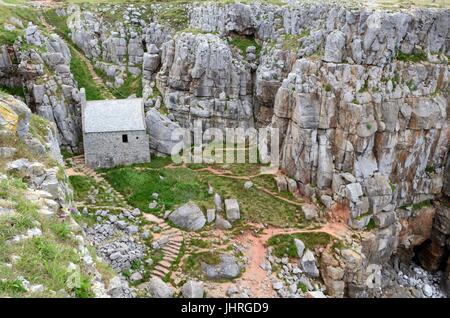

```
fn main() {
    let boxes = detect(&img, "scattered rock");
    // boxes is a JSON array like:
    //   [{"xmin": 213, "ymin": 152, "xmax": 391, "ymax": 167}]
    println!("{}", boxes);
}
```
[
  {"xmin": 214, "ymin": 193, "xmax": 222, "ymax": 212},
  {"xmin": 244, "ymin": 181, "xmax": 253, "ymax": 189},
  {"xmin": 206, "ymin": 208, "xmax": 215, "ymax": 223},
  {"xmin": 224, "ymin": 199, "xmax": 240, "ymax": 222},
  {"xmin": 130, "ymin": 272, "xmax": 143, "ymax": 282},
  {"xmin": 300, "ymin": 250, "xmax": 319, "ymax": 278},
  {"xmin": 181, "ymin": 280, "xmax": 204, "ymax": 298},
  {"xmin": 294, "ymin": 239, "xmax": 305, "ymax": 258},
  {"xmin": 168, "ymin": 201, "xmax": 206, "ymax": 231},
  {"xmin": 201, "ymin": 254, "xmax": 241, "ymax": 280},
  {"xmin": 145, "ymin": 277, "xmax": 174, "ymax": 298},
  {"xmin": 215, "ymin": 215, "xmax": 232, "ymax": 230},
  {"xmin": 302, "ymin": 204, "xmax": 318, "ymax": 220}
]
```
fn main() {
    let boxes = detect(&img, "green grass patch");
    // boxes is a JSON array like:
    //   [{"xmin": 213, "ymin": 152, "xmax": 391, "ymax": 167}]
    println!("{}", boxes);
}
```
[
  {"xmin": 425, "ymin": 165, "xmax": 435, "ymax": 173},
  {"xmin": 412, "ymin": 200, "xmax": 432, "ymax": 211},
  {"xmin": 228, "ymin": 35, "xmax": 261, "ymax": 57},
  {"xmin": 112, "ymin": 73, "xmax": 143, "ymax": 99},
  {"xmin": 297, "ymin": 282, "xmax": 308, "ymax": 293},
  {"xmin": 0, "ymin": 279, "xmax": 27, "ymax": 295},
  {"xmin": 103, "ymin": 162, "xmax": 304, "ymax": 227},
  {"xmin": 0, "ymin": 6, "xmax": 42, "ymax": 45},
  {"xmin": 396, "ymin": 49, "xmax": 427, "ymax": 62},
  {"xmin": 69, "ymin": 47, "xmax": 105, "ymax": 101},
  {"xmin": 190, "ymin": 238, "xmax": 210, "ymax": 249},
  {"xmin": 267, "ymin": 232, "xmax": 332, "ymax": 258},
  {"xmin": 365, "ymin": 218, "xmax": 376, "ymax": 230},
  {"xmin": 182, "ymin": 251, "xmax": 221, "ymax": 279},
  {"xmin": 0, "ymin": 86, "xmax": 26, "ymax": 98},
  {"xmin": 199, "ymin": 172, "xmax": 303, "ymax": 227},
  {"xmin": 103, "ymin": 167, "xmax": 209, "ymax": 215},
  {"xmin": 69, "ymin": 175, "xmax": 119, "ymax": 206},
  {"xmin": 157, "ymin": 5, "xmax": 189, "ymax": 30},
  {"xmin": 43, "ymin": 9, "xmax": 70, "ymax": 41},
  {"xmin": 50, "ymin": 221, "xmax": 72, "ymax": 241}
]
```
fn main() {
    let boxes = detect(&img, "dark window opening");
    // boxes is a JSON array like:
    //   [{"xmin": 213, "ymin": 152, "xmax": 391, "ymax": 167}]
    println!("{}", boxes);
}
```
[
  {"xmin": 122, "ymin": 134, "xmax": 128, "ymax": 143},
  {"xmin": 136, "ymin": 136, "xmax": 139, "ymax": 140}
]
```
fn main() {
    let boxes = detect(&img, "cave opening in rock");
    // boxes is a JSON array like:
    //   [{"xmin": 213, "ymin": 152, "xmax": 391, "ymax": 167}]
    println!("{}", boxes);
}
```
[{"xmin": 413, "ymin": 238, "xmax": 449, "ymax": 273}]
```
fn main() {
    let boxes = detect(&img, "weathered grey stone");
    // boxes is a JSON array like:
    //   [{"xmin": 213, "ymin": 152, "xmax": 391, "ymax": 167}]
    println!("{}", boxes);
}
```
[
  {"xmin": 302, "ymin": 204, "xmax": 318, "ymax": 220},
  {"xmin": 224, "ymin": 199, "xmax": 240, "ymax": 222},
  {"xmin": 206, "ymin": 208, "xmax": 215, "ymax": 223},
  {"xmin": 201, "ymin": 254, "xmax": 241, "ymax": 280},
  {"xmin": 145, "ymin": 108, "xmax": 182, "ymax": 155},
  {"xmin": 168, "ymin": 202, "xmax": 206, "ymax": 231},
  {"xmin": 214, "ymin": 193, "xmax": 222, "ymax": 212},
  {"xmin": 215, "ymin": 216, "xmax": 232, "ymax": 230},
  {"xmin": 145, "ymin": 277, "xmax": 174, "ymax": 298},
  {"xmin": 300, "ymin": 250, "xmax": 319, "ymax": 278},
  {"xmin": 294, "ymin": 239, "xmax": 305, "ymax": 258},
  {"xmin": 181, "ymin": 280, "xmax": 204, "ymax": 298},
  {"xmin": 244, "ymin": 181, "xmax": 253, "ymax": 189},
  {"xmin": 324, "ymin": 30, "xmax": 345, "ymax": 63},
  {"xmin": 130, "ymin": 272, "xmax": 143, "ymax": 282}
]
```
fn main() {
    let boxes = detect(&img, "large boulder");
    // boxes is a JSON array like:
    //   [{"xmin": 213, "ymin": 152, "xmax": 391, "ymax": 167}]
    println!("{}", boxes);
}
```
[
  {"xmin": 201, "ymin": 254, "xmax": 241, "ymax": 280},
  {"xmin": 168, "ymin": 202, "xmax": 206, "ymax": 231},
  {"xmin": 145, "ymin": 108, "xmax": 182, "ymax": 155},
  {"xmin": 224, "ymin": 199, "xmax": 240, "ymax": 222},
  {"xmin": 181, "ymin": 280, "xmax": 204, "ymax": 298},
  {"xmin": 300, "ymin": 250, "xmax": 320, "ymax": 278},
  {"xmin": 145, "ymin": 277, "xmax": 174, "ymax": 298},
  {"xmin": 302, "ymin": 203, "xmax": 318, "ymax": 220},
  {"xmin": 215, "ymin": 215, "xmax": 232, "ymax": 230},
  {"xmin": 294, "ymin": 239, "xmax": 305, "ymax": 258}
]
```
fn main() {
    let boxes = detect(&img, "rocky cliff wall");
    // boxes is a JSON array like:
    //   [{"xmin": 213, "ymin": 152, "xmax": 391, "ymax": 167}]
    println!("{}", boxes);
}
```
[
  {"xmin": 0, "ymin": 21, "xmax": 84, "ymax": 151},
  {"xmin": 0, "ymin": 92, "xmax": 110, "ymax": 297}
]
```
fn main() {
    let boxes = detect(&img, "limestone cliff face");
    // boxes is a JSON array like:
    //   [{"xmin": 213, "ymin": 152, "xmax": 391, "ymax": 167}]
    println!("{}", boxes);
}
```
[
  {"xmin": 155, "ymin": 32, "xmax": 254, "ymax": 129},
  {"xmin": 63, "ymin": 2, "xmax": 450, "ymax": 296},
  {"xmin": 66, "ymin": 4, "xmax": 162, "ymax": 88},
  {"xmin": 269, "ymin": 7, "xmax": 449, "ymax": 225},
  {"xmin": 0, "ymin": 24, "xmax": 84, "ymax": 150}
]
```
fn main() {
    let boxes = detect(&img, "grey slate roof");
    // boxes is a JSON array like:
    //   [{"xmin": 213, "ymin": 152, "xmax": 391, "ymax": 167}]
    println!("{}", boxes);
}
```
[{"xmin": 83, "ymin": 98, "xmax": 146, "ymax": 133}]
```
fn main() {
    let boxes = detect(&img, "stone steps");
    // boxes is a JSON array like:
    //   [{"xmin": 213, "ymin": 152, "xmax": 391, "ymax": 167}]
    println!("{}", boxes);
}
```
[
  {"xmin": 162, "ymin": 246, "xmax": 180, "ymax": 255},
  {"xmin": 70, "ymin": 155, "xmax": 183, "ymax": 285},
  {"xmin": 167, "ymin": 239, "xmax": 181, "ymax": 246},
  {"xmin": 162, "ymin": 250, "xmax": 178, "ymax": 258},
  {"xmin": 152, "ymin": 268, "xmax": 167, "ymax": 278},
  {"xmin": 162, "ymin": 255, "xmax": 177, "ymax": 263},
  {"xmin": 154, "ymin": 265, "xmax": 170, "ymax": 274}
]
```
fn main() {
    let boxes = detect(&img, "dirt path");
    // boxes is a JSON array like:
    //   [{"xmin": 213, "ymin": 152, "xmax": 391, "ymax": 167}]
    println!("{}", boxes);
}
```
[{"xmin": 205, "ymin": 223, "xmax": 351, "ymax": 298}]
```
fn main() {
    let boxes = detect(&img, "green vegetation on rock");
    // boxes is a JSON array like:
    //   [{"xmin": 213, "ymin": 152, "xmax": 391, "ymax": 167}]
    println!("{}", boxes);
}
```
[
  {"xmin": 396, "ymin": 49, "xmax": 427, "ymax": 62},
  {"xmin": 0, "ymin": 176, "xmax": 94, "ymax": 298},
  {"xmin": 229, "ymin": 35, "xmax": 261, "ymax": 57},
  {"xmin": 267, "ymin": 232, "xmax": 332, "ymax": 258}
]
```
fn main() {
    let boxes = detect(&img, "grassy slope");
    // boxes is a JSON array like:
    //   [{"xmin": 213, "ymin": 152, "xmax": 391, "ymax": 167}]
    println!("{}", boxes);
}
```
[
  {"xmin": 102, "ymin": 160, "xmax": 304, "ymax": 227},
  {"xmin": 0, "ymin": 92, "xmax": 96, "ymax": 297},
  {"xmin": 0, "ymin": 6, "xmax": 41, "ymax": 45},
  {"xmin": 267, "ymin": 232, "xmax": 332, "ymax": 258},
  {"xmin": 0, "ymin": 177, "xmax": 93, "ymax": 297}
]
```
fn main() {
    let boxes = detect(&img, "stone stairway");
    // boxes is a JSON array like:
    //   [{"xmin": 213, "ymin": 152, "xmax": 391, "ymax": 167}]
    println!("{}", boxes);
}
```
[
  {"xmin": 72, "ymin": 155, "xmax": 129, "ymax": 207},
  {"xmin": 142, "ymin": 214, "xmax": 184, "ymax": 280},
  {"xmin": 70, "ymin": 155, "xmax": 185, "ymax": 281}
]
